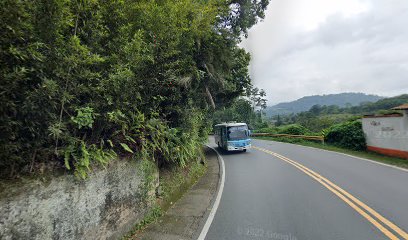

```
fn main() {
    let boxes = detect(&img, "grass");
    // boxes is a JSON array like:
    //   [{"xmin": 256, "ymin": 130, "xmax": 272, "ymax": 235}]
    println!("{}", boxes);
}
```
[
  {"xmin": 254, "ymin": 136, "xmax": 408, "ymax": 170},
  {"xmin": 159, "ymin": 160, "xmax": 206, "ymax": 211},
  {"xmin": 121, "ymin": 206, "xmax": 163, "ymax": 239},
  {"xmin": 123, "ymin": 158, "xmax": 207, "ymax": 239}
]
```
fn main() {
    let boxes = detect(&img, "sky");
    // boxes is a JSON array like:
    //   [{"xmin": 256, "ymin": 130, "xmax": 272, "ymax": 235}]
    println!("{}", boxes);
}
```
[{"xmin": 241, "ymin": 0, "xmax": 408, "ymax": 105}]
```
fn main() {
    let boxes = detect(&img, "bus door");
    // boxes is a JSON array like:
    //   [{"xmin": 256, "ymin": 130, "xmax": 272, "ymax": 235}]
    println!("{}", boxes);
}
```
[{"xmin": 221, "ymin": 127, "xmax": 227, "ymax": 149}]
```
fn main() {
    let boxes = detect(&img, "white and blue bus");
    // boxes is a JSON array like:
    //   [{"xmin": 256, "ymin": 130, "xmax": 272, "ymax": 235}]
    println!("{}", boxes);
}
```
[{"xmin": 214, "ymin": 122, "xmax": 251, "ymax": 152}]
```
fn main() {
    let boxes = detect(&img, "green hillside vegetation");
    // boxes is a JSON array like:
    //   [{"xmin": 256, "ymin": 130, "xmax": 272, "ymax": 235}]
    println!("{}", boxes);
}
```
[
  {"xmin": 254, "ymin": 124, "xmax": 310, "ymax": 135},
  {"xmin": 266, "ymin": 92, "xmax": 383, "ymax": 116},
  {"xmin": 347, "ymin": 94, "xmax": 408, "ymax": 114},
  {"xmin": 272, "ymin": 94, "xmax": 408, "ymax": 132},
  {"xmin": 254, "ymin": 120, "xmax": 366, "ymax": 151},
  {"xmin": 257, "ymin": 94, "xmax": 408, "ymax": 152},
  {"xmin": 0, "ymin": 0, "xmax": 269, "ymax": 179}
]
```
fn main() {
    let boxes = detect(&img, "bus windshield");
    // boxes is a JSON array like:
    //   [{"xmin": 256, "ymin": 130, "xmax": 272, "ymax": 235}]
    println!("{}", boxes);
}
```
[{"xmin": 227, "ymin": 126, "xmax": 248, "ymax": 140}]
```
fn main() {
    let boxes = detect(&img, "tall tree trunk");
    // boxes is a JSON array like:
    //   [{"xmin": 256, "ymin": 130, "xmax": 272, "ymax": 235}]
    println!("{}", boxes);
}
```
[{"xmin": 205, "ymin": 86, "xmax": 216, "ymax": 109}]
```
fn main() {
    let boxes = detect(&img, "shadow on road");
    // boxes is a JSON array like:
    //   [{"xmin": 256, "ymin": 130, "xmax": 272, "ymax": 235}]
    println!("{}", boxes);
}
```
[{"xmin": 216, "ymin": 147, "xmax": 251, "ymax": 156}]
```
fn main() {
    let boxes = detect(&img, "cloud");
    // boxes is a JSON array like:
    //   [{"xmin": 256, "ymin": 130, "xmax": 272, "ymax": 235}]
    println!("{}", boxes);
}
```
[{"xmin": 242, "ymin": 0, "xmax": 408, "ymax": 104}]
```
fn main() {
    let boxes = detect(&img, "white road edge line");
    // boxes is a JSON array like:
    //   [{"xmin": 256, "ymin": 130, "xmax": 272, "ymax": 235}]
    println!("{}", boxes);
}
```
[
  {"xmin": 258, "ymin": 139, "xmax": 408, "ymax": 173},
  {"xmin": 197, "ymin": 145, "xmax": 226, "ymax": 240}
]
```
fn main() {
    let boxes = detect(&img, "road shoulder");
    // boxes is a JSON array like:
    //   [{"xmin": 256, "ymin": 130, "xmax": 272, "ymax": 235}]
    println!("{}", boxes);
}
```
[{"xmin": 136, "ymin": 147, "xmax": 221, "ymax": 240}]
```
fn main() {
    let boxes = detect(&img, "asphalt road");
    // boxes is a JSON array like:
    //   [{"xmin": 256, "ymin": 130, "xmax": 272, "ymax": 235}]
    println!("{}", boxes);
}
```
[{"xmin": 205, "ymin": 138, "xmax": 408, "ymax": 240}]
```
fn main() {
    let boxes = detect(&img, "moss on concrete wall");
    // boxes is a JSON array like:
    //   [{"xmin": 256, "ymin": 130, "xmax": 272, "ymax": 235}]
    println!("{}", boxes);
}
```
[{"xmin": 0, "ymin": 159, "xmax": 158, "ymax": 240}]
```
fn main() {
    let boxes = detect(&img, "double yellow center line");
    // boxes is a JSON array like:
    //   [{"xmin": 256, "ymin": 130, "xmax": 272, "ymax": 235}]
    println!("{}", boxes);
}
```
[{"xmin": 253, "ymin": 146, "xmax": 408, "ymax": 240}]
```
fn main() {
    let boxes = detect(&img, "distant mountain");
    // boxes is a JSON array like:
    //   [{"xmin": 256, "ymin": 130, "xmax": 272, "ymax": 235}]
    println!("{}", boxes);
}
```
[{"xmin": 266, "ymin": 93, "xmax": 384, "ymax": 116}]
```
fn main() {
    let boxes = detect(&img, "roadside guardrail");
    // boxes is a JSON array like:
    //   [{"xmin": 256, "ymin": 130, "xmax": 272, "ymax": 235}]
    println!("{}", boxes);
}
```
[{"xmin": 251, "ymin": 133, "xmax": 325, "ymax": 144}]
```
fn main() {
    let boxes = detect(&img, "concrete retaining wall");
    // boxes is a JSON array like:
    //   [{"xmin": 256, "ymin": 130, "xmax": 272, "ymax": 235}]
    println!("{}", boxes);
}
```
[{"xmin": 0, "ymin": 159, "xmax": 158, "ymax": 240}]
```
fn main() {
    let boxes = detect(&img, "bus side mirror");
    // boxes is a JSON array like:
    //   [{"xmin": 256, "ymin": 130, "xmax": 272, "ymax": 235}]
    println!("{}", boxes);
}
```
[{"xmin": 247, "ymin": 130, "xmax": 251, "ymax": 136}]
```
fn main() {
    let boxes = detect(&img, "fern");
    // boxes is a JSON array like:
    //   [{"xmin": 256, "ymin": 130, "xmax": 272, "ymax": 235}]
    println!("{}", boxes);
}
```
[{"xmin": 120, "ymin": 143, "xmax": 134, "ymax": 153}]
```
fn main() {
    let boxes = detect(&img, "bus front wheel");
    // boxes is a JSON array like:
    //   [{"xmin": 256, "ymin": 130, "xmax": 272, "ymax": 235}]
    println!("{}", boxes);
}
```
[{"xmin": 243, "ymin": 149, "xmax": 247, "ymax": 152}]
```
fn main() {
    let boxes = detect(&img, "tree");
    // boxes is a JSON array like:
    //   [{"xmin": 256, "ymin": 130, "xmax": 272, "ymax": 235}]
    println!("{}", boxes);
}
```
[
  {"xmin": 275, "ymin": 115, "xmax": 283, "ymax": 126},
  {"xmin": 0, "ymin": 0, "xmax": 270, "ymax": 178},
  {"xmin": 220, "ymin": 0, "xmax": 270, "ymax": 37},
  {"xmin": 247, "ymin": 86, "xmax": 267, "ymax": 115},
  {"xmin": 310, "ymin": 104, "xmax": 322, "ymax": 116},
  {"xmin": 257, "ymin": 89, "xmax": 268, "ymax": 114}
]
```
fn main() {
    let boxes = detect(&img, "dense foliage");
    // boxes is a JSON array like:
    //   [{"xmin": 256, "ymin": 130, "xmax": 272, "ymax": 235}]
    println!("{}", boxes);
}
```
[
  {"xmin": 212, "ymin": 87, "xmax": 268, "ymax": 129},
  {"xmin": 278, "ymin": 124, "xmax": 309, "ymax": 135},
  {"xmin": 253, "ymin": 124, "xmax": 309, "ymax": 135},
  {"xmin": 324, "ymin": 121, "xmax": 366, "ymax": 150},
  {"xmin": 254, "ymin": 121, "xmax": 366, "ymax": 151},
  {"xmin": 0, "ymin": 0, "xmax": 269, "ymax": 178}
]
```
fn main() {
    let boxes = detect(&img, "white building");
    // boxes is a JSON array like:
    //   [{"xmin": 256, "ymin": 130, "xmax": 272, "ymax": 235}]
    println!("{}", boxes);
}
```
[{"xmin": 362, "ymin": 104, "xmax": 408, "ymax": 159}]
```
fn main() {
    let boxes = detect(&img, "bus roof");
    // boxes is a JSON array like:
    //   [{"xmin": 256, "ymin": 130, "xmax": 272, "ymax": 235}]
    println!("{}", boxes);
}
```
[{"xmin": 214, "ymin": 122, "xmax": 247, "ymax": 127}]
